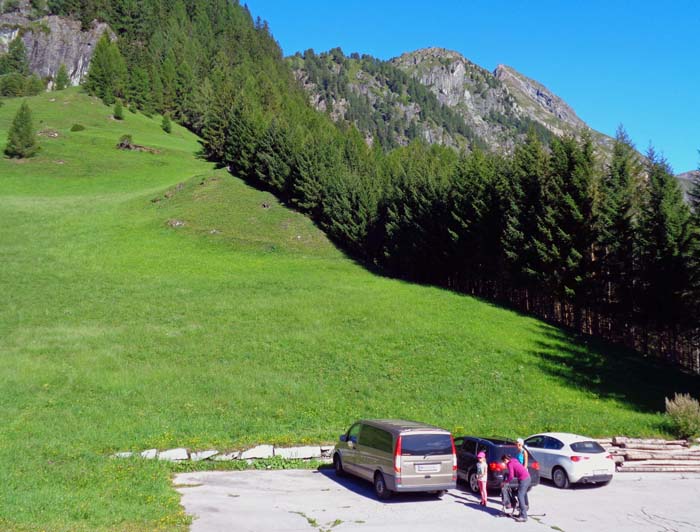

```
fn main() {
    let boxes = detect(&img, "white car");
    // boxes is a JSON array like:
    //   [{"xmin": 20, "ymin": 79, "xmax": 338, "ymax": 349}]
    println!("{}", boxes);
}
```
[{"xmin": 524, "ymin": 432, "xmax": 615, "ymax": 489}]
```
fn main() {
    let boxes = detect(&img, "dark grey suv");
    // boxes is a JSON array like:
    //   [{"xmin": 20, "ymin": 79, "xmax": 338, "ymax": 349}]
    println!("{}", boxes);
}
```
[{"xmin": 454, "ymin": 436, "xmax": 540, "ymax": 493}]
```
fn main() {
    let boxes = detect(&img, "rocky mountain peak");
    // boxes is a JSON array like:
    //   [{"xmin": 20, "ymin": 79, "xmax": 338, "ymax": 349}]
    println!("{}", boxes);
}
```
[{"xmin": 494, "ymin": 64, "xmax": 586, "ymax": 133}]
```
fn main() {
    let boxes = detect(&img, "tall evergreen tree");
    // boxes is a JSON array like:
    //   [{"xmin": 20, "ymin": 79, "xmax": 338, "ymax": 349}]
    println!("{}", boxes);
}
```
[
  {"xmin": 4, "ymin": 101, "xmax": 39, "ymax": 159},
  {"xmin": 0, "ymin": 36, "xmax": 29, "ymax": 76},
  {"xmin": 54, "ymin": 63, "xmax": 70, "ymax": 90},
  {"xmin": 84, "ymin": 33, "xmax": 126, "ymax": 104},
  {"xmin": 592, "ymin": 126, "xmax": 642, "ymax": 332},
  {"xmin": 637, "ymin": 147, "xmax": 694, "ymax": 340}
]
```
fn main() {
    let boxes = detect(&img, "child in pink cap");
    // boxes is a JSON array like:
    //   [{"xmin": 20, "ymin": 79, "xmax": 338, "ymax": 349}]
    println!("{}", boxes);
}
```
[{"xmin": 476, "ymin": 451, "xmax": 488, "ymax": 506}]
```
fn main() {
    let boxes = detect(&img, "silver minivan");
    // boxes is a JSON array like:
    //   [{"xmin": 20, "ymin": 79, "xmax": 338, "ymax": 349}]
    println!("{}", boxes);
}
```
[{"xmin": 333, "ymin": 419, "xmax": 457, "ymax": 499}]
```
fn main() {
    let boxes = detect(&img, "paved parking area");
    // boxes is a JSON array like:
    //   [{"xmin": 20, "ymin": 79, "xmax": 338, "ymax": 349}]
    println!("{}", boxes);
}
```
[{"xmin": 175, "ymin": 469, "xmax": 700, "ymax": 532}]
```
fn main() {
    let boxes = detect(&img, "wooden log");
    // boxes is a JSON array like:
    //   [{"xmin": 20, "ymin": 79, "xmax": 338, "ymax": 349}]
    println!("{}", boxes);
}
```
[
  {"xmin": 618, "ymin": 466, "xmax": 700, "ymax": 473},
  {"xmin": 625, "ymin": 451, "xmax": 700, "ymax": 461},
  {"xmin": 621, "ymin": 459, "xmax": 700, "ymax": 466},
  {"xmin": 613, "ymin": 436, "xmax": 688, "ymax": 446},
  {"xmin": 619, "ymin": 443, "xmax": 687, "ymax": 451}
]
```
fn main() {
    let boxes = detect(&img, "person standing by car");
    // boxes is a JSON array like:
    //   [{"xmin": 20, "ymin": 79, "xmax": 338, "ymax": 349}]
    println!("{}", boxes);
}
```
[
  {"xmin": 476, "ymin": 451, "xmax": 488, "ymax": 506},
  {"xmin": 516, "ymin": 438, "xmax": 529, "ymax": 468},
  {"xmin": 502, "ymin": 454, "xmax": 531, "ymax": 522}
]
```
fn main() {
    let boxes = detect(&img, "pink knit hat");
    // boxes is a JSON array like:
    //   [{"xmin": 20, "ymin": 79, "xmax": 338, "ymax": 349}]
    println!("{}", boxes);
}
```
[{"xmin": 477, "ymin": 451, "xmax": 486, "ymax": 459}]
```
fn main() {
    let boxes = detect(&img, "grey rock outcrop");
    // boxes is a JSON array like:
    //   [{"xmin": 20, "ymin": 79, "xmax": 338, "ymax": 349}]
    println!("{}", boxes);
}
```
[
  {"xmin": 494, "ymin": 64, "xmax": 586, "ymax": 136},
  {"xmin": 0, "ymin": 8, "xmax": 112, "ymax": 87},
  {"xmin": 158, "ymin": 448, "xmax": 189, "ymax": 461},
  {"xmin": 391, "ymin": 47, "xmax": 520, "ymax": 151},
  {"xmin": 677, "ymin": 170, "xmax": 698, "ymax": 201}
]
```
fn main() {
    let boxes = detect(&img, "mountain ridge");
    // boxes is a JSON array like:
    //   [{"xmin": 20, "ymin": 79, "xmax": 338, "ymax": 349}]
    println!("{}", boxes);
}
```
[{"xmin": 290, "ymin": 45, "xmax": 614, "ymax": 156}]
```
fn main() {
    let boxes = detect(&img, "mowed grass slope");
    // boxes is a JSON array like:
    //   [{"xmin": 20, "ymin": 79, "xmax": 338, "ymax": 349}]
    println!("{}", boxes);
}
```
[{"xmin": 1, "ymin": 89, "xmax": 698, "ymax": 531}]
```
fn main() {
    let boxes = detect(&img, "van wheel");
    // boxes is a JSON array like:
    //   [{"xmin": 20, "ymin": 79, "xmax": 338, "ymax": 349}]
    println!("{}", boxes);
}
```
[
  {"xmin": 374, "ymin": 472, "xmax": 392, "ymax": 500},
  {"xmin": 468, "ymin": 471, "xmax": 480, "ymax": 494},
  {"xmin": 552, "ymin": 467, "xmax": 570, "ymax": 489},
  {"xmin": 333, "ymin": 454, "xmax": 345, "ymax": 477},
  {"xmin": 433, "ymin": 490, "xmax": 446, "ymax": 499}
]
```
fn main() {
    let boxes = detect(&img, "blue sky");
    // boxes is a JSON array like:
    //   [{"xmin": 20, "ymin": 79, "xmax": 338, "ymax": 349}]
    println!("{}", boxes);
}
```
[{"xmin": 245, "ymin": 0, "xmax": 700, "ymax": 173}]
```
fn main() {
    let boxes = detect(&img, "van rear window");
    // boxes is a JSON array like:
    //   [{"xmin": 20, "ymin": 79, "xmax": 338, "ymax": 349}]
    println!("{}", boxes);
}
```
[
  {"xmin": 401, "ymin": 434, "xmax": 453, "ymax": 456},
  {"xmin": 570, "ymin": 441, "xmax": 605, "ymax": 453}
]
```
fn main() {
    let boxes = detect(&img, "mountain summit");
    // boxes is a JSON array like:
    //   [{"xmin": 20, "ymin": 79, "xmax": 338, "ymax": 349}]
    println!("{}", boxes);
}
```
[{"xmin": 291, "ymin": 47, "xmax": 614, "ymax": 155}]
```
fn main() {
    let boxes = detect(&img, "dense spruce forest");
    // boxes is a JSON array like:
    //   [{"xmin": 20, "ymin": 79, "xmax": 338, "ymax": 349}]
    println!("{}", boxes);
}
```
[{"xmin": 7, "ymin": 0, "xmax": 700, "ymax": 371}]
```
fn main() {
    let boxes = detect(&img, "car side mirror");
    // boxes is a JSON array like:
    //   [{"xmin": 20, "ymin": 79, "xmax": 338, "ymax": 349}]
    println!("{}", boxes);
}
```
[{"xmin": 339, "ymin": 434, "xmax": 347, "ymax": 442}]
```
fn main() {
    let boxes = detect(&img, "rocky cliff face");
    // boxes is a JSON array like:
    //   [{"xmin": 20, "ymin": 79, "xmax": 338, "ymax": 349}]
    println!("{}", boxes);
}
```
[
  {"xmin": 292, "ymin": 46, "xmax": 615, "ymax": 156},
  {"xmin": 389, "ymin": 47, "xmax": 521, "ymax": 150},
  {"xmin": 677, "ymin": 170, "xmax": 698, "ymax": 200},
  {"xmin": 0, "ymin": 5, "xmax": 112, "ymax": 87},
  {"xmin": 493, "ymin": 64, "xmax": 585, "ymax": 136}
]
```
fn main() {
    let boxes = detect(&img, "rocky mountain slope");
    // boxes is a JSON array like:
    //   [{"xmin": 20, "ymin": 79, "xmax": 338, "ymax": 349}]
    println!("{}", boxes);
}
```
[
  {"xmin": 291, "ymin": 46, "xmax": 614, "ymax": 155},
  {"xmin": 677, "ymin": 170, "xmax": 698, "ymax": 199},
  {"xmin": 0, "ymin": 0, "xmax": 111, "ymax": 87}
]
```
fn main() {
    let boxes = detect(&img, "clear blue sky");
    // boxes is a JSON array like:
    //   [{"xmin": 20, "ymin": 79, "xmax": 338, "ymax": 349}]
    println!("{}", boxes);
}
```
[{"xmin": 245, "ymin": 0, "xmax": 700, "ymax": 173}]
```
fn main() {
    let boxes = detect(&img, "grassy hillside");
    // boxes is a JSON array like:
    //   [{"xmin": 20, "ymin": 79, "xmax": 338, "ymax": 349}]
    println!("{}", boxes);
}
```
[{"xmin": 1, "ymin": 89, "xmax": 698, "ymax": 531}]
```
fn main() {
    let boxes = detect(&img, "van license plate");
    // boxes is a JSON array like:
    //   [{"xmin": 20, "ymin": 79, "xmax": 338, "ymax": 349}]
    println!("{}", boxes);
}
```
[{"xmin": 416, "ymin": 463, "xmax": 440, "ymax": 473}]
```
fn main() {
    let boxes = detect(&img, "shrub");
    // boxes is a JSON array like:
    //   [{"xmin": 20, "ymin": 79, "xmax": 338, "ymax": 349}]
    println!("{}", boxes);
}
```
[
  {"xmin": 116, "ymin": 134, "xmax": 133, "ymax": 149},
  {"xmin": 2, "ymin": 0, "xmax": 20, "ymax": 13},
  {"xmin": 161, "ymin": 114, "xmax": 171, "ymax": 134},
  {"xmin": 665, "ymin": 393, "xmax": 700, "ymax": 439},
  {"xmin": 113, "ymin": 100, "xmax": 124, "ymax": 120},
  {"xmin": 70, "ymin": 123, "xmax": 85, "ymax": 132}
]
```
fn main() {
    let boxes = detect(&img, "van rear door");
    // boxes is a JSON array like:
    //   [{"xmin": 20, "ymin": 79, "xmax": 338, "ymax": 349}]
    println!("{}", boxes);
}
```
[{"xmin": 399, "ymin": 432, "xmax": 455, "ymax": 489}]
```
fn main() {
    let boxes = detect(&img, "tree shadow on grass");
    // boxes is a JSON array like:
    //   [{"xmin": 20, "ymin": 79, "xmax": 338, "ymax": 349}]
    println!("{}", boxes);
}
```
[{"xmin": 529, "ymin": 323, "xmax": 700, "ymax": 415}]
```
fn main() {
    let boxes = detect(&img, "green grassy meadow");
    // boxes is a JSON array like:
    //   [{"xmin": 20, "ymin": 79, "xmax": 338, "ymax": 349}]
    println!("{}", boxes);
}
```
[{"xmin": 1, "ymin": 89, "xmax": 698, "ymax": 531}]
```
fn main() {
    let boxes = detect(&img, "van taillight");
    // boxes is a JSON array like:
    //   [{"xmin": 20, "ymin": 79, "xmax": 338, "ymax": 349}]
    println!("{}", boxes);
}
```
[
  {"xmin": 531, "ymin": 461, "xmax": 540, "ymax": 470},
  {"xmin": 451, "ymin": 436, "xmax": 457, "ymax": 480},
  {"xmin": 570, "ymin": 456, "xmax": 581, "ymax": 462},
  {"xmin": 394, "ymin": 435, "xmax": 402, "ymax": 474},
  {"xmin": 489, "ymin": 462, "xmax": 505, "ymax": 472}
]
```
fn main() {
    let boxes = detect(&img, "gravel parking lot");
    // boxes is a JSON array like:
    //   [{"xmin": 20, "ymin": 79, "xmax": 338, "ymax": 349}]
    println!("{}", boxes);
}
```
[{"xmin": 175, "ymin": 469, "xmax": 700, "ymax": 532}]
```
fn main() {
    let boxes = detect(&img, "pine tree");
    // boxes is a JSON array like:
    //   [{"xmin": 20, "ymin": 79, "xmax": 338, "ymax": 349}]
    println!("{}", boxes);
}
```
[
  {"xmin": 447, "ymin": 148, "xmax": 494, "ymax": 288},
  {"xmin": 507, "ymin": 130, "xmax": 550, "ymax": 304},
  {"xmin": 84, "ymin": 34, "xmax": 126, "ymax": 104},
  {"xmin": 4, "ymin": 101, "xmax": 39, "ymax": 159},
  {"xmin": 0, "ymin": 36, "xmax": 29, "ymax": 76},
  {"xmin": 113, "ymin": 99, "xmax": 124, "ymax": 120},
  {"xmin": 592, "ymin": 126, "xmax": 642, "ymax": 332},
  {"xmin": 637, "ymin": 147, "xmax": 694, "ymax": 337},
  {"xmin": 54, "ymin": 64, "xmax": 70, "ymax": 90}
]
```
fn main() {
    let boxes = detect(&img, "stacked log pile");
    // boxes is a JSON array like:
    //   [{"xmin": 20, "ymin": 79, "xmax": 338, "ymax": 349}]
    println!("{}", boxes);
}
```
[{"xmin": 595, "ymin": 437, "xmax": 700, "ymax": 473}]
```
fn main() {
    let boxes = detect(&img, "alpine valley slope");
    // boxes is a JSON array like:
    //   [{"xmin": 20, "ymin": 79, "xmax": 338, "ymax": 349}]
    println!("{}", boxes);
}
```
[{"xmin": 1, "ymin": 90, "xmax": 698, "ymax": 531}]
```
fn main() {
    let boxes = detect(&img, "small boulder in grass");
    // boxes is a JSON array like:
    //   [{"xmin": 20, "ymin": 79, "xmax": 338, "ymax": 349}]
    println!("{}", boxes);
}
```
[
  {"xmin": 191, "ymin": 450, "xmax": 219, "ymax": 462},
  {"xmin": 112, "ymin": 451, "xmax": 133, "ymax": 459},
  {"xmin": 213, "ymin": 452, "xmax": 240, "ymax": 461},
  {"xmin": 158, "ymin": 448, "xmax": 189, "ymax": 461},
  {"xmin": 141, "ymin": 449, "xmax": 158, "ymax": 459},
  {"xmin": 274, "ymin": 446, "xmax": 322, "ymax": 460},
  {"xmin": 240, "ymin": 445, "xmax": 274, "ymax": 460}
]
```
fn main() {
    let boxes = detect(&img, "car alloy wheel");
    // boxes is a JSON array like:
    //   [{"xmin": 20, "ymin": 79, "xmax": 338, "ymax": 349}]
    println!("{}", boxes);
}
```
[
  {"xmin": 374, "ymin": 472, "xmax": 392, "ymax": 500},
  {"xmin": 552, "ymin": 467, "xmax": 570, "ymax": 489},
  {"xmin": 469, "ymin": 471, "xmax": 480, "ymax": 494},
  {"xmin": 333, "ymin": 454, "xmax": 345, "ymax": 477}
]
